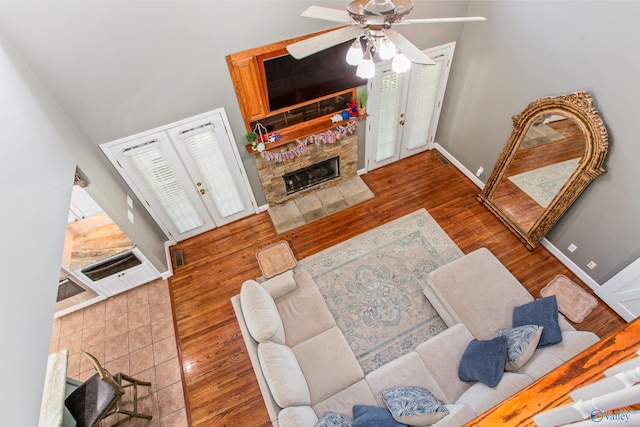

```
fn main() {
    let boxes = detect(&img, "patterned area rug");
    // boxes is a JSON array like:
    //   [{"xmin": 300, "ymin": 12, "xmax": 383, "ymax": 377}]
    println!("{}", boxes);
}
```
[
  {"xmin": 520, "ymin": 122, "xmax": 565, "ymax": 149},
  {"xmin": 508, "ymin": 158, "xmax": 580, "ymax": 208},
  {"xmin": 296, "ymin": 209, "xmax": 463, "ymax": 373}
]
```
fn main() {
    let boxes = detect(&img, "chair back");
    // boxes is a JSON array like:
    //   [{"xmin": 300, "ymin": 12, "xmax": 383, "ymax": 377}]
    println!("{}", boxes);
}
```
[{"xmin": 80, "ymin": 350, "xmax": 125, "ymax": 397}]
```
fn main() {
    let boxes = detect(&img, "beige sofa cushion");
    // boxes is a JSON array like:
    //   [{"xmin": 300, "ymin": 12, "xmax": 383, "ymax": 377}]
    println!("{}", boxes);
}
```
[
  {"xmin": 241, "ymin": 280, "xmax": 285, "ymax": 344},
  {"xmin": 262, "ymin": 270, "xmax": 298, "ymax": 299},
  {"xmin": 365, "ymin": 351, "xmax": 446, "ymax": 407},
  {"xmin": 415, "ymin": 324, "xmax": 474, "ymax": 403},
  {"xmin": 517, "ymin": 330, "xmax": 600, "ymax": 380},
  {"xmin": 293, "ymin": 326, "xmax": 364, "ymax": 405},
  {"xmin": 276, "ymin": 270, "xmax": 336, "ymax": 347},
  {"xmin": 455, "ymin": 372, "xmax": 532, "ymax": 416},
  {"xmin": 258, "ymin": 341, "xmax": 311, "ymax": 407},
  {"xmin": 312, "ymin": 380, "xmax": 377, "ymax": 419},
  {"xmin": 278, "ymin": 406, "xmax": 318, "ymax": 427},
  {"xmin": 426, "ymin": 248, "xmax": 535, "ymax": 340},
  {"xmin": 434, "ymin": 404, "xmax": 476, "ymax": 427}
]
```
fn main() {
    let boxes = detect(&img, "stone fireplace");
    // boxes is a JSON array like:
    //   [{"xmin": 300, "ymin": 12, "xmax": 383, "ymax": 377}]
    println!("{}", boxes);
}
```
[
  {"xmin": 254, "ymin": 133, "xmax": 358, "ymax": 205},
  {"xmin": 283, "ymin": 157, "xmax": 340, "ymax": 195}
]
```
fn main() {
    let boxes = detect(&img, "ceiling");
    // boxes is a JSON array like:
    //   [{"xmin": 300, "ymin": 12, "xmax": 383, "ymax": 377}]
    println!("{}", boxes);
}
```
[{"xmin": 0, "ymin": 1, "xmax": 470, "ymax": 145}]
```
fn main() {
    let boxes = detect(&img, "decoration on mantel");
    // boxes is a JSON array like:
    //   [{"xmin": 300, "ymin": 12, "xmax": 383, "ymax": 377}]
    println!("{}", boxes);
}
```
[{"xmin": 261, "ymin": 120, "xmax": 359, "ymax": 163}]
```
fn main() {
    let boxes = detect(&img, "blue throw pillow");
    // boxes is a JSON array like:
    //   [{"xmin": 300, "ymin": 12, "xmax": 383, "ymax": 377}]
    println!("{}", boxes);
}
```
[
  {"xmin": 512, "ymin": 296, "xmax": 562, "ymax": 347},
  {"xmin": 352, "ymin": 405, "xmax": 406, "ymax": 427},
  {"xmin": 315, "ymin": 411, "xmax": 353, "ymax": 427},
  {"xmin": 381, "ymin": 386, "xmax": 449, "ymax": 425},
  {"xmin": 458, "ymin": 336, "xmax": 509, "ymax": 387}
]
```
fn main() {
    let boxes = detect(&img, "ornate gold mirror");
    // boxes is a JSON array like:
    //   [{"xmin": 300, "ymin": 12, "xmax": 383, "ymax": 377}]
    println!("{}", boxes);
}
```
[{"xmin": 478, "ymin": 92, "xmax": 608, "ymax": 250}]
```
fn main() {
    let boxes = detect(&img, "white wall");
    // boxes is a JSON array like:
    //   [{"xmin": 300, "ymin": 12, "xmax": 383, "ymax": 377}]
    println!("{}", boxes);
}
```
[
  {"xmin": 0, "ymin": 34, "xmax": 76, "ymax": 424},
  {"xmin": 0, "ymin": 0, "xmax": 470, "ymax": 206},
  {"xmin": 0, "ymin": 2, "xmax": 471, "ymax": 419},
  {"xmin": 436, "ymin": 0, "xmax": 640, "ymax": 283}
]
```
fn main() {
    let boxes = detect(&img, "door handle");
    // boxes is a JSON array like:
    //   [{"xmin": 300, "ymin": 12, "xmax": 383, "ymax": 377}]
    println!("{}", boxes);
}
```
[
  {"xmin": 200, "ymin": 189, "xmax": 206, "ymax": 195},
  {"xmin": 196, "ymin": 182, "xmax": 202, "ymax": 186},
  {"xmin": 399, "ymin": 120, "xmax": 405, "ymax": 125}
]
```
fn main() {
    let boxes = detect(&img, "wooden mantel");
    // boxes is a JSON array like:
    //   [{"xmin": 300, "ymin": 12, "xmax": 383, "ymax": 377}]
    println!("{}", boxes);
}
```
[
  {"xmin": 245, "ymin": 114, "xmax": 366, "ymax": 155},
  {"xmin": 465, "ymin": 319, "xmax": 640, "ymax": 426}
]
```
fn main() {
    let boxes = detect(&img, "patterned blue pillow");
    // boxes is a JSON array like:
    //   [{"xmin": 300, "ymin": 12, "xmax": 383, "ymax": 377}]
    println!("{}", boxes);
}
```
[
  {"xmin": 315, "ymin": 411, "xmax": 353, "ymax": 427},
  {"xmin": 352, "ymin": 405, "xmax": 405, "ymax": 427},
  {"xmin": 458, "ymin": 336, "xmax": 509, "ymax": 387},
  {"xmin": 496, "ymin": 325, "xmax": 544, "ymax": 371},
  {"xmin": 381, "ymin": 386, "xmax": 449, "ymax": 425}
]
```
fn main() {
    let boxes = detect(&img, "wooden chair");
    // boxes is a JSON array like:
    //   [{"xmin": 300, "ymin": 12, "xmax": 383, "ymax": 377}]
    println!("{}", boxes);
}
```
[{"xmin": 64, "ymin": 350, "xmax": 152, "ymax": 427}]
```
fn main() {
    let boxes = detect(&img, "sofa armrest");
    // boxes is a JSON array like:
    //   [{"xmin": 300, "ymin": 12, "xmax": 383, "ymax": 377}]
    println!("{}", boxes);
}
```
[{"xmin": 231, "ymin": 295, "xmax": 281, "ymax": 424}]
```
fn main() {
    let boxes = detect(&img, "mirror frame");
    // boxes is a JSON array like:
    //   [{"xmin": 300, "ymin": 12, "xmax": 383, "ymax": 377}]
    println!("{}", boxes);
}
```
[{"xmin": 477, "ymin": 91, "xmax": 609, "ymax": 250}]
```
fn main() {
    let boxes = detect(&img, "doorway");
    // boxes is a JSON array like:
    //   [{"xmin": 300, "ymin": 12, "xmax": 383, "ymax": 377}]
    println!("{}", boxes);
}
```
[
  {"xmin": 101, "ymin": 109, "xmax": 257, "ymax": 242},
  {"xmin": 366, "ymin": 42, "xmax": 455, "ymax": 170},
  {"xmin": 57, "ymin": 184, "xmax": 135, "ymax": 317}
]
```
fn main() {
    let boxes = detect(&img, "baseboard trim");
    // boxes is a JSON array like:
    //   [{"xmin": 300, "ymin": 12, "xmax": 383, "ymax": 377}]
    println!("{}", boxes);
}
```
[
  {"xmin": 433, "ymin": 143, "xmax": 484, "ymax": 189},
  {"xmin": 162, "ymin": 240, "xmax": 175, "ymax": 279},
  {"xmin": 433, "ymin": 143, "xmax": 600, "ymax": 290},
  {"xmin": 541, "ymin": 238, "xmax": 600, "ymax": 291}
]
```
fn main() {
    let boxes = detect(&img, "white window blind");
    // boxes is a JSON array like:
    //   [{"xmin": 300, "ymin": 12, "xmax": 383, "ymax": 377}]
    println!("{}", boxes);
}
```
[
  {"xmin": 375, "ymin": 71, "xmax": 405, "ymax": 162},
  {"xmin": 406, "ymin": 61, "xmax": 444, "ymax": 150},
  {"xmin": 124, "ymin": 142, "xmax": 204, "ymax": 233},
  {"xmin": 181, "ymin": 126, "xmax": 245, "ymax": 218}
]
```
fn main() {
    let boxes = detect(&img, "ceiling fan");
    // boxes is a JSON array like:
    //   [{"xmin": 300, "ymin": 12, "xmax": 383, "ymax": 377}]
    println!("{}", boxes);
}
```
[{"xmin": 286, "ymin": 0, "xmax": 485, "ymax": 77}]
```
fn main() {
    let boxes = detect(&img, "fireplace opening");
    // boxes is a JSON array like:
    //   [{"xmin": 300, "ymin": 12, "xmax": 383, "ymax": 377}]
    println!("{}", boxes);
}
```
[{"xmin": 284, "ymin": 157, "xmax": 340, "ymax": 194}]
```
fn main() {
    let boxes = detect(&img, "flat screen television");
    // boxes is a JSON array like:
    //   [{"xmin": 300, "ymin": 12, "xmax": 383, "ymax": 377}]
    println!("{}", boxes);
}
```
[{"xmin": 262, "ymin": 40, "xmax": 367, "ymax": 112}]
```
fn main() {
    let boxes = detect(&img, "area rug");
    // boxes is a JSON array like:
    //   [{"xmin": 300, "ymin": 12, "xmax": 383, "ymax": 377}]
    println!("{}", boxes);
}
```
[
  {"xmin": 520, "ymin": 122, "xmax": 565, "ymax": 149},
  {"xmin": 508, "ymin": 157, "xmax": 580, "ymax": 208},
  {"xmin": 296, "ymin": 208, "xmax": 463, "ymax": 374},
  {"xmin": 541, "ymin": 275, "xmax": 597, "ymax": 323}
]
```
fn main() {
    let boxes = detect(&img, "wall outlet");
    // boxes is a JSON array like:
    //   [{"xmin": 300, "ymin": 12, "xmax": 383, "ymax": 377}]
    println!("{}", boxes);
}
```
[
  {"xmin": 587, "ymin": 261, "xmax": 597, "ymax": 270},
  {"xmin": 475, "ymin": 166, "xmax": 484, "ymax": 177},
  {"xmin": 127, "ymin": 209, "xmax": 134, "ymax": 223},
  {"xmin": 568, "ymin": 243, "xmax": 577, "ymax": 252},
  {"xmin": 126, "ymin": 194, "xmax": 133, "ymax": 209}
]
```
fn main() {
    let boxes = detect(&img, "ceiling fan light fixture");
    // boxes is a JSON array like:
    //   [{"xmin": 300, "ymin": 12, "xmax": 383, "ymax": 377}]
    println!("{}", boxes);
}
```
[
  {"xmin": 364, "ymin": 0, "xmax": 397, "ymax": 14},
  {"xmin": 378, "ymin": 37, "xmax": 396, "ymax": 60},
  {"xmin": 346, "ymin": 37, "xmax": 364, "ymax": 66},
  {"xmin": 392, "ymin": 51, "xmax": 411, "ymax": 73},
  {"xmin": 356, "ymin": 50, "xmax": 375, "ymax": 79}
]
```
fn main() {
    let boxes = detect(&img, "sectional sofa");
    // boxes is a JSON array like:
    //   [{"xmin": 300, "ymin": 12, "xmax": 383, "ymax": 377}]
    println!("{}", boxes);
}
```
[{"xmin": 231, "ymin": 247, "xmax": 600, "ymax": 426}]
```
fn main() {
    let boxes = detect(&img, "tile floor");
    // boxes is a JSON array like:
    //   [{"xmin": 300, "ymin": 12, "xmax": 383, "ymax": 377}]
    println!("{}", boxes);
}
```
[
  {"xmin": 267, "ymin": 176, "xmax": 374, "ymax": 233},
  {"xmin": 50, "ymin": 279, "xmax": 188, "ymax": 427}
]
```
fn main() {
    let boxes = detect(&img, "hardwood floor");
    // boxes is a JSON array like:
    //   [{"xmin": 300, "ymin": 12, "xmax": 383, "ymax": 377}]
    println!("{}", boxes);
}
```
[{"xmin": 168, "ymin": 150, "xmax": 625, "ymax": 427}]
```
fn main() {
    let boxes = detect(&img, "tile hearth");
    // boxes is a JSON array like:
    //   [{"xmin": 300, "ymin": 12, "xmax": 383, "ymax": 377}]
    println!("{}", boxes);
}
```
[{"xmin": 267, "ymin": 176, "xmax": 374, "ymax": 233}]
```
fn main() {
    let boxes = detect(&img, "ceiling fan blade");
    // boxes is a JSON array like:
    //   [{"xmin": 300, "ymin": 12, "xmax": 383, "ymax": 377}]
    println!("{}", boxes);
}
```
[
  {"xmin": 383, "ymin": 29, "xmax": 435, "ymax": 65},
  {"xmin": 301, "ymin": 5, "xmax": 353, "ymax": 24},
  {"xmin": 286, "ymin": 26, "xmax": 363, "ymax": 59},
  {"xmin": 401, "ymin": 16, "xmax": 487, "ymax": 24}
]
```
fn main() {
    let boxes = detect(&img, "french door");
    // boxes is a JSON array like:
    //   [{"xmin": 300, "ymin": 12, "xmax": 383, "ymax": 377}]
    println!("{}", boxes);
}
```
[
  {"xmin": 366, "ymin": 42, "xmax": 455, "ymax": 170},
  {"xmin": 102, "ymin": 109, "xmax": 256, "ymax": 242},
  {"xmin": 596, "ymin": 257, "xmax": 640, "ymax": 322}
]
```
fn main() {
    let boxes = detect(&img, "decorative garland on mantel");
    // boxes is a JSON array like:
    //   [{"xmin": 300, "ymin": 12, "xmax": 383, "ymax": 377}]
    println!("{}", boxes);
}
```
[{"xmin": 261, "ymin": 120, "xmax": 359, "ymax": 163}]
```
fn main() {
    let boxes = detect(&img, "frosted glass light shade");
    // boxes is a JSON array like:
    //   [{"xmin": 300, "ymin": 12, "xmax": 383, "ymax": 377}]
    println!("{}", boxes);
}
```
[
  {"xmin": 356, "ymin": 51, "xmax": 375, "ymax": 79},
  {"xmin": 346, "ymin": 38, "xmax": 363, "ymax": 66},
  {"xmin": 392, "ymin": 52, "xmax": 411, "ymax": 73},
  {"xmin": 379, "ymin": 39, "xmax": 396, "ymax": 60}
]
